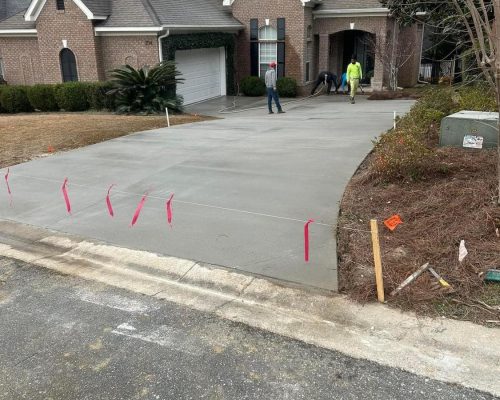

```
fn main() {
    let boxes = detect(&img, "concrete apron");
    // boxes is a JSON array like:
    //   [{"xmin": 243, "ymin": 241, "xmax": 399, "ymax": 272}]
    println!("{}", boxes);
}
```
[{"xmin": 1, "ymin": 220, "xmax": 499, "ymax": 397}]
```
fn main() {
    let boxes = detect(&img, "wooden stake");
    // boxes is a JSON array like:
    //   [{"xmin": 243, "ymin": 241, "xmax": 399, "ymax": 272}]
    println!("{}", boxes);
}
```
[{"xmin": 370, "ymin": 219, "xmax": 385, "ymax": 303}]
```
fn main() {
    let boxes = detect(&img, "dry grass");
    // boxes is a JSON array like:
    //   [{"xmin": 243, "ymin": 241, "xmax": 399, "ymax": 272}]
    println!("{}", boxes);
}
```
[
  {"xmin": 0, "ymin": 112, "xmax": 213, "ymax": 168},
  {"xmin": 338, "ymin": 148, "xmax": 500, "ymax": 325}
]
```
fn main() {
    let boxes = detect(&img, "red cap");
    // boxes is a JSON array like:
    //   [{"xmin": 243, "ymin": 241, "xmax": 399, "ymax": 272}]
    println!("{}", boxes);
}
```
[{"xmin": 269, "ymin": 61, "xmax": 277, "ymax": 68}]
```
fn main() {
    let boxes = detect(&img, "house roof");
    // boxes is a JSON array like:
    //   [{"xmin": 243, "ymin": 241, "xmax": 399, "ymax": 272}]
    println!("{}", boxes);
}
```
[
  {"xmin": 0, "ymin": 10, "xmax": 35, "ymax": 31},
  {"xmin": 95, "ymin": 0, "xmax": 159, "ymax": 28},
  {"xmin": 147, "ymin": 0, "xmax": 241, "ymax": 28},
  {"xmin": 96, "ymin": 0, "xmax": 243, "ymax": 29},
  {"xmin": 81, "ymin": 0, "xmax": 112, "ymax": 16},
  {"xmin": 0, "ymin": 0, "xmax": 30, "ymax": 21},
  {"xmin": 1, "ymin": 0, "xmax": 242, "ymax": 32},
  {"xmin": 315, "ymin": 0, "xmax": 385, "ymax": 10}
]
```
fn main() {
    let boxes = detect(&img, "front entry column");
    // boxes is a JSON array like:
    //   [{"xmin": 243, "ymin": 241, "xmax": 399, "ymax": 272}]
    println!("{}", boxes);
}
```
[
  {"xmin": 372, "ymin": 34, "xmax": 385, "ymax": 90},
  {"xmin": 318, "ymin": 34, "xmax": 330, "ymax": 72}
]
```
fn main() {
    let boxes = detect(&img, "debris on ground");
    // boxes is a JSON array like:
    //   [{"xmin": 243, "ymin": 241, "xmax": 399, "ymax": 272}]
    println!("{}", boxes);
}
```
[
  {"xmin": 384, "ymin": 215, "xmax": 403, "ymax": 231},
  {"xmin": 428, "ymin": 267, "xmax": 451, "ymax": 288},
  {"xmin": 390, "ymin": 263, "xmax": 430, "ymax": 296},
  {"xmin": 459, "ymin": 240, "xmax": 468, "ymax": 263},
  {"xmin": 485, "ymin": 269, "xmax": 500, "ymax": 283},
  {"xmin": 338, "ymin": 148, "xmax": 500, "ymax": 325}
]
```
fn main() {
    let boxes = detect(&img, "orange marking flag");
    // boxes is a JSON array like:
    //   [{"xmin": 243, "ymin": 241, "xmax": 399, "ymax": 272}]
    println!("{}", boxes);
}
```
[{"xmin": 384, "ymin": 215, "xmax": 403, "ymax": 231}]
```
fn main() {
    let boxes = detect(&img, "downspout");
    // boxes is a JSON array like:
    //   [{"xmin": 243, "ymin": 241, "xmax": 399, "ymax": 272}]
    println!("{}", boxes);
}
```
[{"xmin": 158, "ymin": 28, "xmax": 170, "ymax": 62}]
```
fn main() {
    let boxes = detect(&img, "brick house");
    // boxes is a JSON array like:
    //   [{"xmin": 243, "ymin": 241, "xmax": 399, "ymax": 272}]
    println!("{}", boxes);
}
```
[{"xmin": 0, "ymin": 0, "xmax": 422, "ymax": 103}]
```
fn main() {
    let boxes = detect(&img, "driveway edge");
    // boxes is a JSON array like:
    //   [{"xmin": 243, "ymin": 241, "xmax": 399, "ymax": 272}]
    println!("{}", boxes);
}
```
[{"xmin": 0, "ymin": 219, "xmax": 498, "ymax": 397}]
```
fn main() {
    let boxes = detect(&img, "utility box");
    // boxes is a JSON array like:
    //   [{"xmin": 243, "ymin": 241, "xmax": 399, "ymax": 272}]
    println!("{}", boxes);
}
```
[{"xmin": 440, "ymin": 110, "xmax": 498, "ymax": 149}]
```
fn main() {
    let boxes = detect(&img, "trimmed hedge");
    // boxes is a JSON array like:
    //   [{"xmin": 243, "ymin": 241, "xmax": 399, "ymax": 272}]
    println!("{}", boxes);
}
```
[
  {"xmin": 0, "ymin": 81, "xmax": 118, "ymax": 113},
  {"xmin": 54, "ymin": 82, "xmax": 89, "ymax": 111},
  {"xmin": 240, "ymin": 76, "xmax": 266, "ymax": 97},
  {"xmin": 85, "ymin": 82, "xmax": 116, "ymax": 111},
  {"xmin": 27, "ymin": 84, "xmax": 59, "ymax": 111},
  {"xmin": 277, "ymin": 77, "xmax": 297, "ymax": 98},
  {"xmin": 0, "ymin": 86, "xmax": 32, "ymax": 113}
]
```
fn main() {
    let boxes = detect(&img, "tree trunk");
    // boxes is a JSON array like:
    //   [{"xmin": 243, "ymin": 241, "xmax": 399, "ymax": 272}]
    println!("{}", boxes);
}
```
[
  {"xmin": 492, "ymin": 4, "xmax": 500, "ymax": 205},
  {"xmin": 497, "ymin": 67, "xmax": 500, "ymax": 205}
]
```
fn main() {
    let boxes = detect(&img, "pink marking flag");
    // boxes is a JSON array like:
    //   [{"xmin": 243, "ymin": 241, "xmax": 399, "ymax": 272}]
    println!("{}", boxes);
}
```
[
  {"xmin": 304, "ymin": 219, "xmax": 315, "ymax": 262},
  {"xmin": 4, "ymin": 168, "xmax": 12, "ymax": 205},
  {"xmin": 106, "ymin": 184, "xmax": 115, "ymax": 217},
  {"xmin": 61, "ymin": 178, "xmax": 71, "ymax": 214},
  {"xmin": 166, "ymin": 194, "xmax": 174, "ymax": 226},
  {"xmin": 130, "ymin": 192, "xmax": 148, "ymax": 227}
]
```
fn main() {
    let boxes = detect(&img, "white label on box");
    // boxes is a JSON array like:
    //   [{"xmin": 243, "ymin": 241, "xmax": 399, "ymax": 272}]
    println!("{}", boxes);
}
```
[{"xmin": 463, "ymin": 135, "xmax": 484, "ymax": 149}]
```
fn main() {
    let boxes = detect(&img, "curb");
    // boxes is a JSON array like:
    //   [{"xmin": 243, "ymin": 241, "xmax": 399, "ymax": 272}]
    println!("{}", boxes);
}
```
[{"xmin": 0, "ymin": 219, "xmax": 499, "ymax": 397}]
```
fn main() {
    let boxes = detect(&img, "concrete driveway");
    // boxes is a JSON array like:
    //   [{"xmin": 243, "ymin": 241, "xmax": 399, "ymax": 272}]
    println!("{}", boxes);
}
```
[{"xmin": 0, "ymin": 95, "xmax": 412, "ymax": 291}]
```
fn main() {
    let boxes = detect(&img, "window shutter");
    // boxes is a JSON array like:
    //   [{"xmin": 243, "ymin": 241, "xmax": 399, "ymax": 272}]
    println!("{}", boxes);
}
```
[
  {"xmin": 277, "ymin": 43, "xmax": 285, "ymax": 78},
  {"xmin": 250, "ymin": 19, "xmax": 259, "ymax": 41},
  {"xmin": 277, "ymin": 18, "xmax": 285, "ymax": 78},
  {"xmin": 250, "ymin": 43, "xmax": 259, "ymax": 76},
  {"xmin": 277, "ymin": 18, "xmax": 285, "ymax": 41},
  {"xmin": 250, "ymin": 19, "xmax": 259, "ymax": 76}
]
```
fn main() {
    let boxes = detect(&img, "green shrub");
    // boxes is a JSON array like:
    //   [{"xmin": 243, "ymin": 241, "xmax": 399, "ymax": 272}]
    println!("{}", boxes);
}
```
[
  {"xmin": 0, "ymin": 86, "xmax": 5, "ymax": 113},
  {"xmin": 372, "ymin": 129, "xmax": 434, "ymax": 181},
  {"xmin": 109, "ymin": 62, "xmax": 183, "ymax": 114},
  {"xmin": 417, "ymin": 87, "xmax": 455, "ymax": 115},
  {"xmin": 0, "ymin": 86, "xmax": 32, "ymax": 113},
  {"xmin": 27, "ymin": 84, "xmax": 59, "ymax": 111},
  {"xmin": 240, "ymin": 76, "xmax": 266, "ymax": 97},
  {"xmin": 277, "ymin": 77, "xmax": 297, "ymax": 97},
  {"xmin": 54, "ymin": 82, "xmax": 90, "ymax": 111},
  {"xmin": 456, "ymin": 84, "xmax": 497, "ymax": 112},
  {"xmin": 85, "ymin": 82, "xmax": 116, "ymax": 111}
]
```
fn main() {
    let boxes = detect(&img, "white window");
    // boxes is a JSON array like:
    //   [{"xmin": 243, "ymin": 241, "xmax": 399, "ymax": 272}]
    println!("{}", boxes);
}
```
[
  {"xmin": 259, "ymin": 26, "xmax": 277, "ymax": 77},
  {"xmin": 305, "ymin": 42, "xmax": 312, "ymax": 82}
]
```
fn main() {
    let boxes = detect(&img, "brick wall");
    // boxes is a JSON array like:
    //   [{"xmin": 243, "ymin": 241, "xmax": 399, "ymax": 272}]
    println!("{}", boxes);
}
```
[
  {"xmin": 314, "ymin": 16, "xmax": 390, "ymax": 90},
  {"xmin": 99, "ymin": 36, "xmax": 160, "ymax": 79},
  {"xmin": 231, "ymin": 0, "xmax": 308, "ymax": 88},
  {"xmin": 36, "ymin": 0, "xmax": 101, "ymax": 83},
  {"xmin": 0, "ymin": 37, "xmax": 43, "ymax": 84}
]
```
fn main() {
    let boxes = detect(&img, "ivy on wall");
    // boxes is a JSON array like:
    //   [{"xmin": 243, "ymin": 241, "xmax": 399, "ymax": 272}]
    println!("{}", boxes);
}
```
[{"xmin": 162, "ymin": 32, "xmax": 236, "ymax": 95}]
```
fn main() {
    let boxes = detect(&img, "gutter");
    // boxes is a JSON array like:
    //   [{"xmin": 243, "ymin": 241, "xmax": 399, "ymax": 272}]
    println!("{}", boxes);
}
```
[
  {"xmin": 0, "ymin": 29, "xmax": 37, "ymax": 37},
  {"xmin": 158, "ymin": 28, "xmax": 170, "ymax": 62},
  {"xmin": 313, "ymin": 8, "xmax": 390, "ymax": 18}
]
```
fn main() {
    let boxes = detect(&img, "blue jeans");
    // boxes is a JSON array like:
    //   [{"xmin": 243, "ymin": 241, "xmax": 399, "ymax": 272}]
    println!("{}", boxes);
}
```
[{"xmin": 267, "ymin": 88, "xmax": 282, "ymax": 112}]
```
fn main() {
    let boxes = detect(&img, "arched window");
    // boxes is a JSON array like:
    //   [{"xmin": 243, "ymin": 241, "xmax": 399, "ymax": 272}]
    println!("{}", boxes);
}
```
[
  {"xmin": 259, "ymin": 26, "xmax": 277, "ymax": 77},
  {"xmin": 60, "ymin": 48, "xmax": 78, "ymax": 82}
]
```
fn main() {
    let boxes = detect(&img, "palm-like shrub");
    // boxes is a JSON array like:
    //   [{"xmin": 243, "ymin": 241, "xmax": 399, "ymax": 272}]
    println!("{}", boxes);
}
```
[{"xmin": 109, "ymin": 62, "xmax": 184, "ymax": 114}]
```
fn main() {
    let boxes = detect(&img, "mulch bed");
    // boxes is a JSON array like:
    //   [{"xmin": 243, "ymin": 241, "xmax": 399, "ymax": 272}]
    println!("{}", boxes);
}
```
[
  {"xmin": 368, "ymin": 90, "xmax": 423, "ymax": 100},
  {"xmin": 337, "ymin": 147, "xmax": 500, "ymax": 325}
]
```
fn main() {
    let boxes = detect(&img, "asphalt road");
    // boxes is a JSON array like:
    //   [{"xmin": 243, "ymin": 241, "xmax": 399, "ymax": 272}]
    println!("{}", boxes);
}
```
[{"xmin": 0, "ymin": 258, "xmax": 496, "ymax": 400}]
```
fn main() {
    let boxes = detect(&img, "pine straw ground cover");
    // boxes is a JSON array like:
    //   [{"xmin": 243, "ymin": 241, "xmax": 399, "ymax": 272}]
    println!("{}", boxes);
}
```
[
  {"xmin": 338, "ymin": 87, "xmax": 500, "ymax": 326},
  {"xmin": 0, "ymin": 112, "xmax": 213, "ymax": 168}
]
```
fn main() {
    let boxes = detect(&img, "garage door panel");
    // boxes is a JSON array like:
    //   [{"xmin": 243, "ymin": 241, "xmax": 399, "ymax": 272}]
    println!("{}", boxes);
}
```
[{"xmin": 176, "ymin": 47, "xmax": 225, "ymax": 105}]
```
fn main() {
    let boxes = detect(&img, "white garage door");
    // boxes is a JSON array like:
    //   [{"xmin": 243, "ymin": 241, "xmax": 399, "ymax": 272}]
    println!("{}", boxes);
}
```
[{"xmin": 176, "ymin": 47, "xmax": 226, "ymax": 105}]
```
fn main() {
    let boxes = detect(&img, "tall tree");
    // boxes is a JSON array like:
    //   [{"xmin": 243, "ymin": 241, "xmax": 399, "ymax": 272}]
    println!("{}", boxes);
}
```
[{"xmin": 384, "ymin": 0, "xmax": 500, "ymax": 204}]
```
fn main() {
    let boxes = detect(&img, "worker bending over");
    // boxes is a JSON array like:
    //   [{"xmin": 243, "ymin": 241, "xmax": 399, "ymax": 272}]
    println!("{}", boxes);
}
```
[{"xmin": 311, "ymin": 71, "xmax": 339, "ymax": 95}]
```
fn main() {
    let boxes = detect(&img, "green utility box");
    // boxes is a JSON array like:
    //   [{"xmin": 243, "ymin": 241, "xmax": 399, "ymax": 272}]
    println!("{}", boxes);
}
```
[{"xmin": 440, "ymin": 110, "xmax": 498, "ymax": 149}]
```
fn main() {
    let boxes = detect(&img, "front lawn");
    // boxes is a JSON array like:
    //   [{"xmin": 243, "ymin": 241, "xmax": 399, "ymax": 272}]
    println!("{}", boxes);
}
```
[{"xmin": 0, "ymin": 112, "xmax": 212, "ymax": 168}]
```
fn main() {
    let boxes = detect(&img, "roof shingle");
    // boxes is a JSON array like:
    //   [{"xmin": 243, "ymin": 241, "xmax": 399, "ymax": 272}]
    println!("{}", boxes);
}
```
[{"xmin": 315, "ymin": 0, "xmax": 385, "ymax": 10}]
